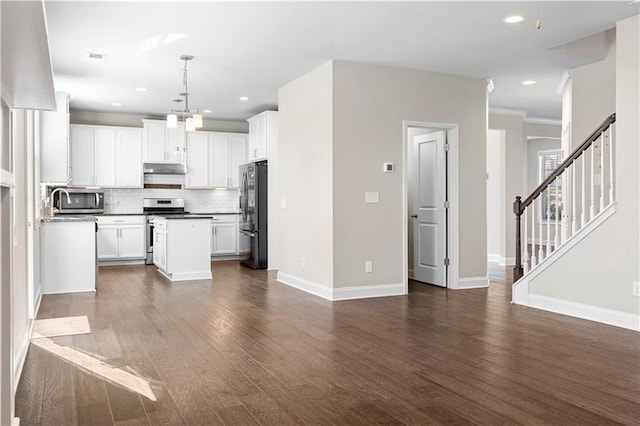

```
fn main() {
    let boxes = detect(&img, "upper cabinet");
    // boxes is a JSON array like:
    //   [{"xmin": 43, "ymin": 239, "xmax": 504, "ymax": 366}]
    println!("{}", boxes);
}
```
[
  {"xmin": 69, "ymin": 124, "xmax": 143, "ymax": 188},
  {"xmin": 247, "ymin": 111, "xmax": 278, "ymax": 162},
  {"xmin": 185, "ymin": 131, "xmax": 247, "ymax": 189},
  {"xmin": 39, "ymin": 92, "xmax": 70, "ymax": 184},
  {"xmin": 142, "ymin": 119, "xmax": 185, "ymax": 163}
]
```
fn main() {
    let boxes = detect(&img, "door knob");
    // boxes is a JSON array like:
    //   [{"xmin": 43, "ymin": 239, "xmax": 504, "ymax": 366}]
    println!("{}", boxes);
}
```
[{"xmin": 411, "ymin": 214, "xmax": 418, "ymax": 218}]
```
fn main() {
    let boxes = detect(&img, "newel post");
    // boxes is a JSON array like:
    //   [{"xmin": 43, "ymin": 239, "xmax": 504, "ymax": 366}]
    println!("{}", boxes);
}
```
[{"xmin": 513, "ymin": 196, "xmax": 524, "ymax": 282}]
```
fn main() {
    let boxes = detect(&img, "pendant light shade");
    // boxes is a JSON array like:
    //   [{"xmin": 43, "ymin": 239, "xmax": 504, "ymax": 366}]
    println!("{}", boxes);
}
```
[
  {"xmin": 185, "ymin": 117, "xmax": 195, "ymax": 132},
  {"xmin": 193, "ymin": 113, "xmax": 203, "ymax": 129},
  {"xmin": 167, "ymin": 113, "xmax": 178, "ymax": 128}
]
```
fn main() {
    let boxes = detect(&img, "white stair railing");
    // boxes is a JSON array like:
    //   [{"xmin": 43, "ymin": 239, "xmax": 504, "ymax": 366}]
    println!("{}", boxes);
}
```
[{"xmin": 513, "ymin": 114, "xmax": 616, "ymax": 282}]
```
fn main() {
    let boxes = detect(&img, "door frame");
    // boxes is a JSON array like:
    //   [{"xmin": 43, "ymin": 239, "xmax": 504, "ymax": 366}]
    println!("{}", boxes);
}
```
[{"xmin": 403, "ymin": 121, "xmax": 460, "ymax": 291}]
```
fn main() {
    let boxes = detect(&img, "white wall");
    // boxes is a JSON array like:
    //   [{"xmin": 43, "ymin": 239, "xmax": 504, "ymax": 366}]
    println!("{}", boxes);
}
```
[
  {"xmin": 570, "ymin": 31, "xmax": 616, "ymax": 150},
  {"xmin": 529, "ymin": 15, "xmax": 639, "ymax": 316},
  {"xmin": 487, "ymin": 129, "xmax": 505, "ymax": 262},
  {"xmin": 331, "ymin": 61, "xmax": 487, "ymax": 287},
  {"xmin": 277, "ymin": 61, "xmax": 334, "ymax": 289},
  {"xmin": 488, "ymin": 113, "xmax": 525, "ymax": 265},
  {"xmin": 11, "ymin": 109, "xmax": 31, "ymax": 393},
  {"xmin": 279, "ymin": 61, "xmax": 487, "ymax": 294}
]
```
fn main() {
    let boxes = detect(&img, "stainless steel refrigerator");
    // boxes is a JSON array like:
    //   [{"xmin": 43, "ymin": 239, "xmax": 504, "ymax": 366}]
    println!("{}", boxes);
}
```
[{"xmin": 239, "ymin": 161, "xmax": 268, "ymax": 269}]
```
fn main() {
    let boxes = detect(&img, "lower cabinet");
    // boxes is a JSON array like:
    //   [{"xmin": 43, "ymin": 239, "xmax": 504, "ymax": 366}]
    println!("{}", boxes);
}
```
[
  {"xmin": 153, "ymin": 222, "xmax": 167, "ymax": 271},
  {"xmin": 211, "ymin": 215, "xmax": 238, "ymax": 256},
  {"xmin": 97, "ymin": 216, "xmax": 146, "ymax": 260}
]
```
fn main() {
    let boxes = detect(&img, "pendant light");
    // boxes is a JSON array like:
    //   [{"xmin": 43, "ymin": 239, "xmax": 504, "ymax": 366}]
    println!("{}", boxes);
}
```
[{"xmin": 166, "ymin": 55, "xmax": 203, "ymax": 131}]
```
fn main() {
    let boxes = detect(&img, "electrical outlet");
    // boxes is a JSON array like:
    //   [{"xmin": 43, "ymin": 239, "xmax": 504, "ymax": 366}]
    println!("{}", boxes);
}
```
[
  {"xmin": 365, "ymin": 261, "xmax": 373, "ymax": 273},
  {"xmin": 633, "ymin": 282, "xmax": 640, "ymax": 297},
  {"xmin": 365, "ymin": 192, "xmax": 379, "ymax": 203}
]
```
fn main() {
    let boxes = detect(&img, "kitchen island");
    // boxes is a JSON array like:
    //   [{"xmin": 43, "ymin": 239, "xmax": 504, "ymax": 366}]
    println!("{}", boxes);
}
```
[{"xmin": 152, "ymin": 215, "xmax": 212, "ymax": 281}]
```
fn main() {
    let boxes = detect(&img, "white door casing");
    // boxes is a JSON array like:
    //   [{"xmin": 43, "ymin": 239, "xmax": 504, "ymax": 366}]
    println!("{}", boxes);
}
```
[{"xmin": 412, "ymin": 131, "xmax": 447, "ymax": 287}]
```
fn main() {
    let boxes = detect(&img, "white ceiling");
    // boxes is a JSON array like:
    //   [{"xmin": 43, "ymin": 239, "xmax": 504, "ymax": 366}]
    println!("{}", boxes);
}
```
[{"xmin": 44, "ymin": 1, "xmax": 639, "ymax": 122}]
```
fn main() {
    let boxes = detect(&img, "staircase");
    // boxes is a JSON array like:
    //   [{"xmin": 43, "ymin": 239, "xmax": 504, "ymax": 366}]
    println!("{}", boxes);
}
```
[{"xmin": 512, "ymin": 114, "xmax": 616, "ymax": 303}]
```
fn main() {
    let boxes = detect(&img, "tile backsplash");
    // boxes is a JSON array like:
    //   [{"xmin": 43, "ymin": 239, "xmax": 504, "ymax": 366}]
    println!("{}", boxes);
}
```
[{"xmin": 104, "ymin": 187, "xmax": 240, "ymax": 214}]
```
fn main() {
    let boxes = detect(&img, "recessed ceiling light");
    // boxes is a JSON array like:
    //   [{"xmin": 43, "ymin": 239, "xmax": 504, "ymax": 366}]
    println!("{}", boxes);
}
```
[
  {"xmin": 522, "ymin": 80, "xmax": 536, "ymax": 85},
  {"xmin": 239, "ymin": 96, "xmax": 249, "ymax": 101},
  {"xmin": 112, "ymin": 102, "xmax": 121, "ymax": 106},
  {"xmin": 504, "ymin": 15, "xmax": 526, "ymax": 24},
  {"xmin": 86, "ymin": 51, "xmax": 107, "ymax": 63},
  {"xmin": 135, "ymin": 87, "xmax": 147, "ymax": 92},
  {"xmin": 203, "ymin": 109, "xmax": 212, "ymax": 113}
]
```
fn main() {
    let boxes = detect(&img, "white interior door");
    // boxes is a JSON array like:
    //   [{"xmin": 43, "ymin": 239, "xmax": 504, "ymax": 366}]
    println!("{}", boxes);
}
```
[{"xmin": 412, "ymin": 131, "xmax": 447, "ymax": 287}]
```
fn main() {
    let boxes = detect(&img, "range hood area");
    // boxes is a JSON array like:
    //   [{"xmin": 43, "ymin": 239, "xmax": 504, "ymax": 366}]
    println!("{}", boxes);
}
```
[{"xmin": 143, "ymin": 162, "xmax": 187, "ymax": 174}]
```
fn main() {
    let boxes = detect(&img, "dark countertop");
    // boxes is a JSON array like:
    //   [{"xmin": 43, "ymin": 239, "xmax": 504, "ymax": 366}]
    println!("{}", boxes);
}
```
[
  {"xmin": 152, "ymin": 214, "xmax": 215, "ymax": 220},
  {"xmin": 100, "ymin": 212, "xmax": 240, "ymax": 216},
  {"xmin": 42, "ymin": 215, "xmax": 97, "ymax": 223},
  {"xmin": 99, "ymin": 213, "xmax": 147, "ymax": 216}
]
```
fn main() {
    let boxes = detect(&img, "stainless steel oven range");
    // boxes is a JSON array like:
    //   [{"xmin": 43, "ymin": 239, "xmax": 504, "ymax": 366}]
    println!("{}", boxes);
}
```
[{"xmin": 143, "ymin": 198, "xmax": 186, "ymax": 265}]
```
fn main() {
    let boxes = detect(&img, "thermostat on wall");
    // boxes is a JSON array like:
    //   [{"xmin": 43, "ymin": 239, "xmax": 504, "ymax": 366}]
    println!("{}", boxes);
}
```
[{"xmin": 383, "ymin": 162, "xmax": 394, "ymax": 173}]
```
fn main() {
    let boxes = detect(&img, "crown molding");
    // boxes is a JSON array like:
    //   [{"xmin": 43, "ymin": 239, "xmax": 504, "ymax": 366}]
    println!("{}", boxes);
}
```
[
  {"xmin": 524, "ymin": 117, "xmax": 562, "ymax": 126},
  {"xmin": 489, "ymin": 107, "xmax": 528, "ymax": 118}
]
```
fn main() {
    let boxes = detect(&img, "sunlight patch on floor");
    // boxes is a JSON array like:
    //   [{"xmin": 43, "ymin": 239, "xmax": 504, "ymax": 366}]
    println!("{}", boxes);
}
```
[
  {"xmin": 32, "ymin": 316, "xmax": 91, "ymax": 338},
  {"xmin": 31, "ymin": 337, "xmax": 157, "ymax": 401}
]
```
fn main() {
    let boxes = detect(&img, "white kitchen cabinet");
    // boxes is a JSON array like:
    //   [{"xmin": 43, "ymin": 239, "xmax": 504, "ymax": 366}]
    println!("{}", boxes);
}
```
[
  {"xmin": 70, "ymin": 125, "xmax": 142, "ymax": 188},
  {"xmin": 142, "ymin": 119, "xmax": 186, "ymax": 163},
  {"xmin": 93, "ymin": 127, "xmax": 117, "ymax": 187},
  {"xmin": 228, "ymin": 134, "xmax": 246, "ymax": 187},
  {"xmin": 185, "ymin": 132, "xmax": 210, "ymax": 188},
  {"xmin": 247, "ymin": 111, "xmax": 277, "ymax": 162},
  {"xmin": 210, "ymin": 215, "xmax": 238, "ymax": 256},
  {"xmin": 153, "ymin": 221, "xmax": 167, "ymax": 271},
  {"xmin": 185, "ymin": 131, "xmax": 247, "ymax": 189},
  {"xmin": 69, "ymin": 125, "xmax": 95, "ymax": 186},
  {"xmin": 40, "ymin": 91, "xmax": 70, "ymax": 184},
  {"xmin": 116, "ymin": 129, "xmax": 143, "ymax": 187},
  {"xmin": 97, "ymin": 216, "xmax": 146, "ymax": 260}
]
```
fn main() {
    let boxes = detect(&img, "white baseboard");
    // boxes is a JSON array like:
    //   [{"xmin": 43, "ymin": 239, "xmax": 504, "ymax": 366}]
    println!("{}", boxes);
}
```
[
  {"xmin": 277, "ymin": 272, "xmax": 333, "ymax": 300},
  {"xmin": 498, "ymin": 257, "xmax": 515, "ymax": 266},
  {"xmin": 332, "ymin": 283, "xmax": 405, "ymax": 301},
  {"xmin": 12, "ymin": 417, "xmax": 20, "ymax": 426},
  {"xmin": 455, "ymin": 276, "xmax": 489, "ymax": 290},
  {"xmin": 13, "ymin": 326, "xmax": 31, "ymax": 392},
  {"xmin": 528, "ymin": 294, "xmax": 640, "ymax": 332},
  {"xmin": 158, "ymin": 269, "xmax": 212, "ymax": 281},
  {"xmin": 277, "ymin": 272, "xmax": 406, "ymax": 301},
  {"xmin": 488, "ymin": 254, "xmax": 515, "ymax": 266},
  {"xmin": 98, "ymin": 259, "xmax": 145, "ymax": 266}
]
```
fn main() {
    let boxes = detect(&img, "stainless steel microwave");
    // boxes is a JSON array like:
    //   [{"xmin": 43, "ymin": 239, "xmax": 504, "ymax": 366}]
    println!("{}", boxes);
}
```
[{"xmin": 52, "ymin": 188, "xmax": 104, "ymax": 214}]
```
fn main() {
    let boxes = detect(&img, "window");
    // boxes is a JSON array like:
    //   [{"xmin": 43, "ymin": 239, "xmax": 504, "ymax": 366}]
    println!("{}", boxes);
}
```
[{"xmin": 539, "ymin": 150, "xmax": 563, "ymax": 221}]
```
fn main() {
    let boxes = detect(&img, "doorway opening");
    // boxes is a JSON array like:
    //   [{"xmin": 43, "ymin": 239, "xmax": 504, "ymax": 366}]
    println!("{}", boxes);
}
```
[{"xmin": 403, "ymin": 121, "xmax": 459, "ymax": 291}]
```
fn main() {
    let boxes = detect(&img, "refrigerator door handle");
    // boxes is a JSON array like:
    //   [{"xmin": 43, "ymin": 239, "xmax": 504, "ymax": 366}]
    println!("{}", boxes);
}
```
[{"xmin": 240, "ymin": 230, "xmax": 256, "ymax": 237}]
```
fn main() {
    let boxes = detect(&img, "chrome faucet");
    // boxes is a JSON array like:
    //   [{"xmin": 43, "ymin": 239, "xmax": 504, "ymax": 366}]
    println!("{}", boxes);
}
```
[{"xmin": 49, "ymin": 188, "xmax": 71, "ymax": 217}]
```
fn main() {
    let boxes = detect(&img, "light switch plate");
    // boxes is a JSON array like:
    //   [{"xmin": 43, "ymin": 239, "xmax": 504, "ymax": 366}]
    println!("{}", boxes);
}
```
[
  {"xmin": 365, "ymin": 192, "xmax": 379, "ymax": 203},
  {"xmin": 281, "ymin": 199, "xmax": 287, "ymax": 209}
]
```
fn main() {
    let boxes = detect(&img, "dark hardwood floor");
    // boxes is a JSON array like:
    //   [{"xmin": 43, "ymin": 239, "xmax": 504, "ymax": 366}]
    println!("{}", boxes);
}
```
[{"xmin": 16, "ymin": 261, "xmax": 640, "ymax": 425}]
